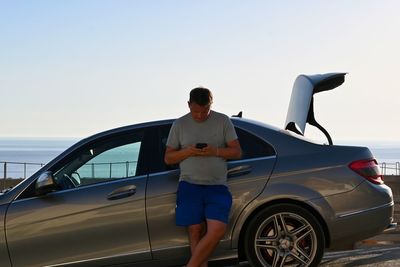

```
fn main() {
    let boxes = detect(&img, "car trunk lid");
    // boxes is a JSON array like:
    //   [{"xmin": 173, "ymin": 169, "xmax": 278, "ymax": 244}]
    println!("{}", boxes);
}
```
[{"xmin": 285, "ymin": 72, "xmax": 346, "ymax": 145}]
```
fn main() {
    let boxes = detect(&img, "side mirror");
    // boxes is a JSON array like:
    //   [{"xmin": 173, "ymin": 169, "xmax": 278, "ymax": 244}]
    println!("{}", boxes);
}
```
[{"xmin": 35, "ymin": 171, "xmax": 57, "ymax": 195}]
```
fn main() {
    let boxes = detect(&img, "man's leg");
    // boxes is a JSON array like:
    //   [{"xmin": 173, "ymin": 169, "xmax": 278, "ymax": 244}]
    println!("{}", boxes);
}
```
[
  {"xmin": 188, "ymin": 222, "xmax": 207, "ymax": 267},
  {"xmin": 188, "ymin": 222, "xmax": 206, "ymax": 253},
  {"xmin": 176, "ymin": 181, "xmax": 208, "ymax": 267},
  {"xmin": 186, "ymin": 219, "xmax": 227, "ymax": 267}
]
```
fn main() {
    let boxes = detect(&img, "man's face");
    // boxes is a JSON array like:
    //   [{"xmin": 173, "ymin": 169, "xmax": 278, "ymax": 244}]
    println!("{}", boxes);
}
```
[{"xmin": 188, "ymin": 102, "xmax": 211, "ymax": 122}]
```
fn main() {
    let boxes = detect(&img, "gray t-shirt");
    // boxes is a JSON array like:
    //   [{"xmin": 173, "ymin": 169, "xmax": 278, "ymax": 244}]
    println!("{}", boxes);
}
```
[{"xmin": 166, "ymin": 110, "xmax": 238, "ymax": 185}]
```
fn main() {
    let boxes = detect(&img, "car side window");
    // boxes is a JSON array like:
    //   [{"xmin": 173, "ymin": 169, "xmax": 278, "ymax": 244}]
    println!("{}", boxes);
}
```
[
  {"xmin": 53, "ymin": 132, "xmax": 144, "ymax": 189},
  {"xmin": 74, "ymin": 142, "xmax": 141, "ymax": 182},
  {"xmin": 235, "ymin": 127, "xmax": 275, "ymax": 159}
]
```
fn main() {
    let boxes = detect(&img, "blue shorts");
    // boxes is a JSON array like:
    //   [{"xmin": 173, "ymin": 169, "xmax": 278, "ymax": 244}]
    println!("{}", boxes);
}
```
[{"xmin": 176, "ymin": 181, "xmax": 232, "ymax": 226}]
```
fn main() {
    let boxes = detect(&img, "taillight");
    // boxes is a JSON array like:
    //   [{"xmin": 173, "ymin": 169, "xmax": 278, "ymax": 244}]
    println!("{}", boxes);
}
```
[{"xmin": 349, "ymin": 159, "xmax": 384, "ymax": 185}]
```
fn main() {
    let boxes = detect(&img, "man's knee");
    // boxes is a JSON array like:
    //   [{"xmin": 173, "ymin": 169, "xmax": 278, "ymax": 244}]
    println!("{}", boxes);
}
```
[
  {"xmin": 188, "ymin": 223, "xmax": 205, "ymax": 237},
  {"xmin": 213, "ymin": 227, "xmax": 226, "ymax": 239},
  {"xmin": 206, "ymin": 220, "xmax": 227, "ymax": 240}
]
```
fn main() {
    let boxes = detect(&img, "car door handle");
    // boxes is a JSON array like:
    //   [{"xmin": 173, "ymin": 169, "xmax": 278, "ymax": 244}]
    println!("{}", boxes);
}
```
[
  {"xmin": 107, "ymin": 185, "xmax": 137, "ymax": 200},
  {"xmin": 228, "ymin": 165, "xmax": 252, "ymax": 178}
]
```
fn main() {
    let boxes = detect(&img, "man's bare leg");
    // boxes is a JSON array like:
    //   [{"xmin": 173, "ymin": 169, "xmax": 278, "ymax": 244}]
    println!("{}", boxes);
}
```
[
  {"xmin": 186, "ymin": 219, "xmax": 226, "ymax": 267},
  {"xmin": 188, "ymin": 223, "xmax": 208, "ymax": 267}
]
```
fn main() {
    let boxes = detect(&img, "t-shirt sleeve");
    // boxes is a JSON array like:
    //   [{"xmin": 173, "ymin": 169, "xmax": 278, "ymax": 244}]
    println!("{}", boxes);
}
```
[
  {"xmin": 166, "ymin": 121, "xmax": 181, "ymax": 149},
  {"xmin": 224, "ymin": 117, "xmax": 238, "ymax": 143}
]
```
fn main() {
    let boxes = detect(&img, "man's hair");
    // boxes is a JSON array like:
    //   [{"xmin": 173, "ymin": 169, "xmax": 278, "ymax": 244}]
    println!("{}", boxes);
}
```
[{"xmin": 189, "ymin": 87, "xmax": 213, "ymax": 106}]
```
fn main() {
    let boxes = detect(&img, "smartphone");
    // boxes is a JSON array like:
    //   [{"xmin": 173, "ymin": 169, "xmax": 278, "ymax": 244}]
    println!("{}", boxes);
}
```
[{"xmin": 196, "ymin": 143, "xmax": 207, "ymax": 149}]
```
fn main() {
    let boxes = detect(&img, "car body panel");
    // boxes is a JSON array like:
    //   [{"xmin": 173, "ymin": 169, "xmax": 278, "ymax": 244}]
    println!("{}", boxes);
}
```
[
  {"xmin": 5, "ymin": 176, "xmax": 150, "ymax": 267},
  {"xmin": 145, "ymin": 169, "xmax": 190, "ymax": 261},
  {"xmin": 228, "ymin": 118, "xmax": 394, "ymax": 251},
  {"xmin": 323, "ymin": 181, "xmax": 394, "ymax": 245},
  {"xmin": 145, "ymin": 156, "xmax": 277, "ymax": 261},
  {"xmin": 0, "ymin": 204, "xmax": 12, "ymax": 267}
]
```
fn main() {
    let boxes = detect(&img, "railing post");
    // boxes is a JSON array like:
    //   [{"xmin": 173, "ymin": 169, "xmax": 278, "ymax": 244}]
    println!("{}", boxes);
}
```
[
  {"xmin": 126, "ymin": 161, "xmax": 129, "ymax": 178},
  {"xmin": 381, "ymin": 162, "xmax": 386, "ymax": 176},
  {"xmin": 24, "ymin": 162, "xmax": 27, "ymax": 179},
  {"xmin": 109, "ymin": 163, "xmax": 112, "ymax": 178},
  {"xmin": 397, "ymin": 162, "xmax": 399, "ymax": 176},
  {"xmin": 91, "ymin": 163, "xmax": 95, "ymax": 178},
  {"xmin": 2, "ymin": 162, "xmax": 6, "ymax": 191}
]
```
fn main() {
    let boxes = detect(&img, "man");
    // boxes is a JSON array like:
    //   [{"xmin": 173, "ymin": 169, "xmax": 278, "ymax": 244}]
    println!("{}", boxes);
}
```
[{"xmin": 164, "ymin": 87, "xmax": 242, "ymax": 267}]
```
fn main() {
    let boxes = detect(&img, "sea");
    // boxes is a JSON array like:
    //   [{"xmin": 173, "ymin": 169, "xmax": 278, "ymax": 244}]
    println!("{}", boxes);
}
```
[
  {"xmin": 0, "ymin": 138, "xmax": 79, "ymax": 179},
  {"xmin": 0, "ymin": 138, "xmax": 399, "ymax": 179}
]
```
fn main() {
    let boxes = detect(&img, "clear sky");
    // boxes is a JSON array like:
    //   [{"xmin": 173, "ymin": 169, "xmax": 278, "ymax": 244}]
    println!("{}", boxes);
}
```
[{"xmin": 1, "ymin": 0, "xmax": 399, "ymax": 143}]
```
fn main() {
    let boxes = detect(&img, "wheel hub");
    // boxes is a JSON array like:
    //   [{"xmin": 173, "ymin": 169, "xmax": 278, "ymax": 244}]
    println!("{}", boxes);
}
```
[{"xmin": 278, "ymin": 236, "xmax": 293, "ymax": 250}]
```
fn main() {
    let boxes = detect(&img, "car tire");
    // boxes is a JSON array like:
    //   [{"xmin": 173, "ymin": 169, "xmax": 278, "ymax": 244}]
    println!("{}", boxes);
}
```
[{"xmin": 244, "ymin": 203, "xmax": 325, "ymax": 267}]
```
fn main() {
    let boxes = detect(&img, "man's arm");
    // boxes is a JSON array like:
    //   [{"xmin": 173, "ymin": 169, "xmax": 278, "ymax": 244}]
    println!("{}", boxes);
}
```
[
  {"xmin": 165, "ymin": 139, "xmax": 242, "ymax": 165},
  {"xmin": 201, "ymin": 139, "xmax": 242, "ymax": 160},
  {"xmin": 164, "ymin": 145, "xmax": 199, "ymax": 165},
  {"xmin": 215, "ymin": 139, "xmax": 242, "ymax": 160}
]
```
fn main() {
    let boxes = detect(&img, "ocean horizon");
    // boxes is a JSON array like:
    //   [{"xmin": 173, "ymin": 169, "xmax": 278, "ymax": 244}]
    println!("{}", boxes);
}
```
[{"xmin": 0, "ymin": 137, "xmax": 399, "ymax": 179}]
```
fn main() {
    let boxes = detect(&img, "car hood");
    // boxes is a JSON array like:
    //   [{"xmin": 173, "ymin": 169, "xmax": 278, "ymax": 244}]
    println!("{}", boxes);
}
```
[{"xmin": 284, "ymin": 72, "xmax": 346, "ymax": 145}]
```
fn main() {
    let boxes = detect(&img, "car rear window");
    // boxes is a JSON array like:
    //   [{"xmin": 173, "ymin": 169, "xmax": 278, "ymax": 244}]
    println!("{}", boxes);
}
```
[{"xmin": 235, "ymin": 127, "xmax": 275, "ymax": 159}]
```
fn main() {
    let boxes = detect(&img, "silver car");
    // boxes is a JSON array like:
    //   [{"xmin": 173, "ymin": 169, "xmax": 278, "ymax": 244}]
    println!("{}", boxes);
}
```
[{"xmin": 0, "ymin": 73, "xmax": 395, "ymax": 267}]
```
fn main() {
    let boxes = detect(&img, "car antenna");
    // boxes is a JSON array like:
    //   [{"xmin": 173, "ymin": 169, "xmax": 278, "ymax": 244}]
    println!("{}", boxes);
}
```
[{"xmin": 232, "ymin": 111, "xmax": 242, "ymax": 118}]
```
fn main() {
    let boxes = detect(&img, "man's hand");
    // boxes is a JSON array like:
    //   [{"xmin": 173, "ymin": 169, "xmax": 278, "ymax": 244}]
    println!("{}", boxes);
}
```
[
  {"xmin": 165, "ymin": 140, "xmax": 241, "ymax": 165},
  {"xmin": 196, "ymin": 145, "xmax": 217, "ymax": 157},
  {"xmin": 165, "ymin": 145, "xmax": 208, "ymax": 164},
  {"xmin": 195, "ymin": 140, "xmax": 242, "ymax": 160}
]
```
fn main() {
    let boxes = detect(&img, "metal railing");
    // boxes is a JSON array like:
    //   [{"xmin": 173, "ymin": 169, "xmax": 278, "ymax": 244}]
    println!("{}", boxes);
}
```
[
  {"xmin": 78, "ymin": 161, "xmax": 137, "ymax": 179},
  {"xmin": 1, "ymin": 160, "xmax": 137, "ymax": 180},
  {"xmin": 381, "ymin": 162, "xmax": 400, "ymax": 176},
  {"xmin": 1, "ymin": 160, "xmax": 138, "ymax": 191},
  {"xmin": 1, "ymin": 161, "xmax": 45, "ymax": 179},
  {"xmin": 1, "ymin": 161, "xmax": 45, "ymax": 191}
]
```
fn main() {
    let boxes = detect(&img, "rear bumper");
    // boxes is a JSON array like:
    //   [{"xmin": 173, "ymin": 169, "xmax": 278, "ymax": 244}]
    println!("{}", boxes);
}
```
[
  {"xmin": 314, "ymin": 181, "xmax": 395, "ymax": 248},
  {"xmin": 329, "ymin": 201, "xmax": 394, "ymax": 246}
]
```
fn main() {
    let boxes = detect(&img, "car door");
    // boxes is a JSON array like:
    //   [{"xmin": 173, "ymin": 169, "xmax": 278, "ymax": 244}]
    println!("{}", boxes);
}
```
[
  {"xmin": 145, "ymin": 123, "xmax": 276, "ymax": 261},
  {"xmin": 5, "ymin": 131, "xmax": 151, "ymax": 267}
]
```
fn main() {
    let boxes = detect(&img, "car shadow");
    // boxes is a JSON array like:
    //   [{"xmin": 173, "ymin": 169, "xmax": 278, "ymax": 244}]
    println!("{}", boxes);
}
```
[{"xmin": 321, "ymin": 246, "xmax": 400, "ymax": 266}]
